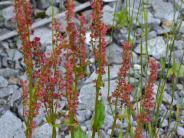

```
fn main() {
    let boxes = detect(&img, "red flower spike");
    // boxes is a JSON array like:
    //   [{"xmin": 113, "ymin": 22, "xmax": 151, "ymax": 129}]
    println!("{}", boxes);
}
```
[
  {"xmin": 112, "ymin": 42, "xmax": 134, "ymax": 109},
  {"xmin": 135, "ymin": 58, "xmax": 158, "ymax": 137},
  {"xmin": 90, "ymin": 0, "xmax": 107, "ymax": 74}
]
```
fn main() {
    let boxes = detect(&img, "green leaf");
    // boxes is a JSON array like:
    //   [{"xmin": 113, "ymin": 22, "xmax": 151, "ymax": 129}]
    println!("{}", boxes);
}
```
[
  {"xmin": 92, "ymin": 99, "xmax": 105, "ymax": 130},
  {"xmin": 52, "ymin": 124, "xmax": 60, "ymax": 128},
  {"xmin": 167, "ymin": 63, "xmax": 184, "ymax": 78},
  {"xmin": 64, "ymin": 118, "xmax": 77, "ymax": 127},
  {"xmin": 118, "ymin": 129, "xmax": 123, "ymax": 138},
  {"xmin": 160, "ymin": 57, "xmax": 166, "ymax": 69},
  {"xmin": 74, "ymin": 126, "xmax": 88, "ymax": 138},
  {"xmin": 115, "ymin": 8, "xmax": 133, "ymax": 28}
]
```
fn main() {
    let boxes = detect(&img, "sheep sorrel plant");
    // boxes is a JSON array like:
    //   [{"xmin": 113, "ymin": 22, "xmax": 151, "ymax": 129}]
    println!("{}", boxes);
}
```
[{"xmin": 14, "ymin": 0, "xmax": 184, "ymax": 138}]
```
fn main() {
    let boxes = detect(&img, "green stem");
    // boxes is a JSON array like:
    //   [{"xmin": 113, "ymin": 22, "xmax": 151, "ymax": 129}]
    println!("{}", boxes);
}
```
[
  {"xmin": 92, "ymin": 78, "xmax": 101, "ymax": 138},
  {"xmin": 52, "ymin": 126, "xmax": 57, "ymax": 138},
  {"xmin": 110, "ymin": 98, "xmax": 118, "ymax": 138}
]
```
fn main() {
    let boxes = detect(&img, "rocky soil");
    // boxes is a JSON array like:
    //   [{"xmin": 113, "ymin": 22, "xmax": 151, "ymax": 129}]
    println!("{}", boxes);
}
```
[{"xmin": 0, "ymin": 0, "xmax": 184, "ymax": 138}]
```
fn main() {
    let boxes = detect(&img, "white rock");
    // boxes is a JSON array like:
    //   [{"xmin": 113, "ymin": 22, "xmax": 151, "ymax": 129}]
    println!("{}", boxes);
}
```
[{"xmin": 0, "ymin": 111, "xmax": 25, "ymax": 138}]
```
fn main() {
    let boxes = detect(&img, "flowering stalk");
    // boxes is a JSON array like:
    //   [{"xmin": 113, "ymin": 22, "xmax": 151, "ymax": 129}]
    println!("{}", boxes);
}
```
[
  {"xmin": 90, "ymin": 0, "xmax": 107, "ymax": 137},
  {"xmin": 135, "ymin": 58, "xmax": 158, "ymax": 138},
  {"xmin": 15, "ymin": 1, "xmax": 65, "ymax": 137},
  {"xmin": 65, "ymin": 1, "xmax": 87, "ymax": 137},
  {"xmin": 14, "ymin": 1, "xmax": 36, "ymax": 137},
  {"xmin": 110, "ymin": 42, "xmax": 133, "ymax": 138}
]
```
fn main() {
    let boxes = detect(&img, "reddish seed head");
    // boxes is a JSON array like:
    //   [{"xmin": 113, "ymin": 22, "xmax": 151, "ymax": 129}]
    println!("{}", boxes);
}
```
[{"xmin": 112, "ymin": 42, "xmax": 133, "ymax": 109}]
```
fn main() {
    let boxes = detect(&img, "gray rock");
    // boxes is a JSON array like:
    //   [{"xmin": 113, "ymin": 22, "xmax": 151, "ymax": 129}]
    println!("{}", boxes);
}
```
[
  {"xmin": 85, "ymin": 65, "xmax": 121, "ymax": 83},
  {"xmin": 172, "ymin": 0, "xmax": 184, "ymax": 10},
  {"xmin": 172, "ymin": 50, "xmax": 184, "ymax": 65},
  {"xmin": 31, "ymin": 28, "xmax": 52, "ymax": 47},
  {"xmin": 1, "ymin": 6, "xmax": 15, "ymax": 21},
  {"xmin": 6, "ymin": 49, "xmax": 23, "ymax": 61},
  {"xmin": 122, "ymin": 0, "xmax": 142, "ymax": 9},
  {"xmin": 33, "ymin": 123, "xmax": 53, "ymax": 138},
  {"xmin": 77, "ymin": 110, "xmax": 92, "ymax": 123},
  {"xmin": 0, "ymin": 41, "xmax": 9, "ymax": 49},
  {"xmin": 161, "ymin": 119, "xmax": 168, "ymax": 127},
  {"xmin": 106, "ymin": 43, "xmax": 122, "ymax": 65},
  {"xmin": 179, "ymin": 22, "xmax": 184, "ymax": 34},
  {"xmin": 10, "ymin": 88, "xmax": 22, "ymax": 106},
  {"xmin": 34, "ymin": 107, "xmax": 46, "ymax": 126},
  {"xmin": 0, "ymin": 85, "xmax": 18, "ymax": 98},
  {"xmin": 77, "ymin": 110, "xmax": 87, "ymax": 123},
  {"xmin": 130, "ymin": 7, "xmax": 161, "ymax": 25},
  {"xmin": 177, "ymin": 126, "xmax": 184, "ymax": 136},
  {"xmin": 148, "ymin": 31, "xmax": 157, "ymax": 39},
  {"xmin": 0, "ymin": 76, "xmax": 8, "ymax": 88},
  {"xmin": 163, "ymin": 92, "xmax": 176, "ymax": 105},
  {"xmin": 79, "ymin": 80, "xmax": 117, "ymax": 110},
  {"xmin": 174, "ymin": 40, "xmax": 184, "ymax": 50},
  {"xmin": 0, "ymin": 111, "xmax": 25, "ymax": 138},
  {"xmin": 113, "ymin": 29, "xmax": 134, "ymax": 46},
  {"xmin": 45, "ymin": 6, "xmax": 59, "ymax": 16},
  {"xmin": 152, "ymin": 0, "xmax": 179, "ymax": 21},
  {"xmin": 134, "ymin": 37, "xmax": 167, "ymax": 59},
  {"xmin": 102, "ymin": 6, "xmax": 114, "ymax": 26},
  {"xmin": 0, "ymin": 68, "xmax": 19, "ymax": 78},
  {"xmin": 103, "ymin": 114, "xmax": 113, "ymax": 130},
  {"xmin": 85, "ymin": 120, "xmax": 92, "ymax": 131},
  {"xmin": 37, "ymin": 0, "xmax": 50, "ymax": 9}
]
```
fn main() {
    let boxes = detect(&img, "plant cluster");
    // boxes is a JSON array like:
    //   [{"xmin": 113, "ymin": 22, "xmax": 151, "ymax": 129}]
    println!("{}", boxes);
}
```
[{"xmin": 14, "ymin": 0, "xmax": 183, "ymax": 138}]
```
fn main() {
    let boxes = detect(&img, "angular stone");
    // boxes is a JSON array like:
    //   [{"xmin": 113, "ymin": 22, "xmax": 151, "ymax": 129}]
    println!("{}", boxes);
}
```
[
  {"xmin": 37, "ymin": 0, "xmax": 50, "ymax": 10},
  {"xmin": 134, "ymin": 37, "xmax": 167, "ymax": 59},
  {"xmin": 106, "ymin": 43, "xmax": 122, "ymax": 65},
  {"xmin": 1, "ymin": 6, "xmax": 15, "ymax": 20},
  {"xmin": 31, "ymin": 28, "xmax": 52, "ymax": 47},
  {"xmin": 0, "ymin": 76, "xmax": 8, "ymax": 88},
  {"xmin": 0, "ymin": 85, "xmax": 18, "ymax": 98},
  {"xmin": 152, "ymin": 0, "xmax": 179, "ymax": 21},
  {"xmin": 6, "ymin": 49, "xmax": 23, "ymax": 61},
  {"xmin": 33, "ymin": 123, "xmax": 52, "ymax": 138},
  {"xmin": 177, "ymin": 126, "xmax": 184, "ymax": 136},
  {"xmin": 102, "ymin": 5, "xmax": 114, "ymax": 26},
  {"xmin": 79, "ymin": 80, "xmax": 117, "ymax": 110},
  {"xmin": 45, "ymin": 6, "xmax": 59, "ymax": 16},
  {"xmin": 0, "ymin": 111, "xmax": 25, "ymax": 138},
  {"xmin": 84, "ymin": 65, "xmax": 121, "ymax": 83},
  {"xmin": 0, "ymin": 68, "xmax": 19, "ymax": 78}
]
